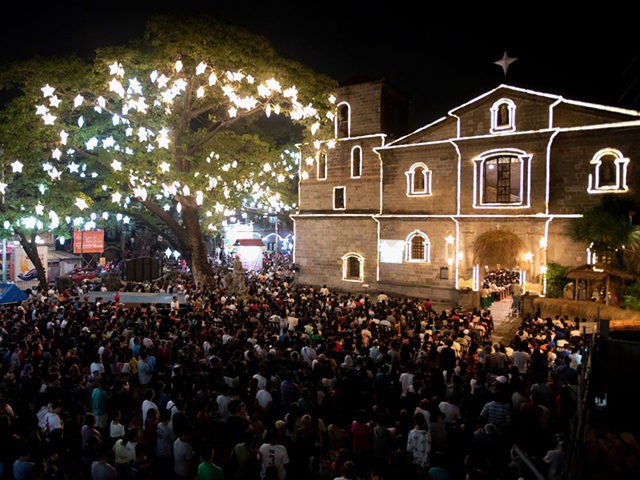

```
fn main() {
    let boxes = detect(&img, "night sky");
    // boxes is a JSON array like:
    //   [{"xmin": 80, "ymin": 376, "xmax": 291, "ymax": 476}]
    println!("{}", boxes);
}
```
[{"xmin": 2, "ymin": 2, "xmax": 639, "ymax": 130}]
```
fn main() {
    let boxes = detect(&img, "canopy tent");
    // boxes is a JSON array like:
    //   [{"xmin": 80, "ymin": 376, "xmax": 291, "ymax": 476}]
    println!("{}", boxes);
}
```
[
  {"xmin": 565, "ymin": 263, "xmax": 634, "ymax": 303},
  {"xmin": 0, "ymin": 283, "xmax": 28, "ymax": 304}
]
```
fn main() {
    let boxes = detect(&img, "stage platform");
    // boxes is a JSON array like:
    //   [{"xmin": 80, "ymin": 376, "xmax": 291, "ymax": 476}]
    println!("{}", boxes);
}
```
[{"xmin": 83, "ymin": 291, "xmax": 186, "ymax": 306}]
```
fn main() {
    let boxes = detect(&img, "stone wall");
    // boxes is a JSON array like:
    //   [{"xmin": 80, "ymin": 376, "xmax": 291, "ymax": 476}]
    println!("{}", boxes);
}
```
[
  {"xmin": 293, "ymin": 216, "xmax": 379, "ymax": 292},
  {"xmin": 526, "ymin": 296, "xmax": 640, "ymax": 323}
]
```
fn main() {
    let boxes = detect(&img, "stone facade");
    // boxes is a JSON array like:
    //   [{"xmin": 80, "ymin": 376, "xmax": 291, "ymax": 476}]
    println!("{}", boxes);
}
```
[{"xmin": 292, "ymin": 80, "xmax": 640, "ymax": 304}]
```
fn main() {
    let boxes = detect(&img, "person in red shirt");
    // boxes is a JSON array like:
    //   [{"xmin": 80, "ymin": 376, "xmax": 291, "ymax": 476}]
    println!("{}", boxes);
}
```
[{"xmin": 350, "ymin": 409, "xmax": 373, "ymax": 477}]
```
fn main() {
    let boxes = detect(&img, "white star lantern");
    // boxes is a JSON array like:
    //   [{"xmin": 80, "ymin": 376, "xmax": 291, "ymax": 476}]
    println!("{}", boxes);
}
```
[
  {"xmin": 494, "ymin": 51, "xmax": 518, "ymax": 76},
  {"xmin": 41, "ymin": 84, "xmax": 55, "ymax": 97},
  {"xmin": 75, "ymin": 198, "xmax": 89, "ymax": 210}
]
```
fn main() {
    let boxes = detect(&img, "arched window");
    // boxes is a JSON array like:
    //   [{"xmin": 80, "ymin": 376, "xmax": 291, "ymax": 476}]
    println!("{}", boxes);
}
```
[
  {"xmin": 336, "ymin": 103, "xmax": 350, "ymax": 138},
  {"xmin": 351, "ymin": 146, "xmax": 362, "ymax": 178},
  {"xmin": 405, "ymin": 163, "xmax": 432, "ymax": 196},
  {"xmin": 588, "ymin": 148, "xmax": 629, "ymax": 193},
  {"xmin": 490, "ymin": 99, "xmax": 516, "ymax": 133},
  {"xmin": 341, "ymin": 252, "xmax": 364, "ymax": 281},
  {"xmin": 317, "ymin": 152, "xmax": 327, "ymax": 180},
  {"xmin": 405, "ymin": 230, "xmax": 430, "ymax": 262},
  {"xmin": 473, "ymin": 149, "xmax": 531, "ymax": 207}
]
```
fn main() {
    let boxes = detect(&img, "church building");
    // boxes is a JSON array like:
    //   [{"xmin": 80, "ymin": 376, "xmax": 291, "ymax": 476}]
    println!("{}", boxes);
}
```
[{"xmin": 292, "ymin": 80, "xmax": 640, "ymax": 305}]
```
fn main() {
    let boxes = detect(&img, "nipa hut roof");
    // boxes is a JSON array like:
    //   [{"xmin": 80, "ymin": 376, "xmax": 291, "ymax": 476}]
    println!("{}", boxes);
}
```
[
  {"xmin": 566, "ymin": 263, "xmax": 634, "ymax": 282},
  {"xmin": 472, "ymin": 230, "xmax": 526, "ymax": 269}
]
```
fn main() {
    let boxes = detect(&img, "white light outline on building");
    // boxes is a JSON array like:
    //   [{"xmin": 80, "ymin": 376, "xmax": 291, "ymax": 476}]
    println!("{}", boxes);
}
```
[
  {"xmin": 451, "ymin": 216, "xmax": 460, "ymax": 289},
  {"xmin": 335, "ymin": 101, "xmax": 351, "ymax": 138},
  {"xmin": 373, "ymin": 216, "xmax": 381, "ymax": 282},
  {"xmin": 291, "ymin": 217, "xmax": 298, "ymax": 265},
  {"xmin": 341, "ymin": 251, "xmax": 364, "ymax": 282},
  {"xmin": 404, "ymin": 162, "xmax": 432, "ymax": 197},
  {"xmin": 449, "ymin": 140, "xmax": 462, "ymax": 216},
  {"xmin": 295, "ymin": 83, "xmax": 640, "ymax": 293},
  {"xmin": 317, "ymin": 151, "xmax": 327, "ymax": 180},
  {"xmin": 291, "ymin": 213, "xmax": 582, "ymax": 219},
  {"xmin": 472, "ymin": 264, "xmax": 480, "ymax": 291},
  {"xmin": 490, "ymin": 98, "xmax": 516, "ymax": 134},
  {"xmin": 587, "ymin": 147, "xmax": 630, "ymax": 193},
  {"xmin": 351, "ymin": 145, "xmax": 362, "ymax": 178},
  {"xmin": 541, "ymin": 217, "xmax": 553, "ymax": 296},
  {"xmin": 378, "ymin": 119, "xmax": 640, "ymax": 152},
  {"xmin": 405, "ymin": 230, "xmax": 431, "ymax": 263},
  {"xmin": 450, "ymin": 84, "xmax": 639, "ymax": 119},
  {"xmin": 332, "ymin": 185, "xmax": 346, "ymax": 210},
  {"xmin": 472, "ymin": 148, "xmax": 532, "ymax": 209},
  {"xmin": 545, "ymin": 129, "xmax": 560, "ymax": 215}
]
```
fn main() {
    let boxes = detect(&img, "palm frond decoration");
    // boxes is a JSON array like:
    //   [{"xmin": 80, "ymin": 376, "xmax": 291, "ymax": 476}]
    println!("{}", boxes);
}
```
[{"xmin": 473, "ymin": 230, "xmax": 527, "ymax": 269}]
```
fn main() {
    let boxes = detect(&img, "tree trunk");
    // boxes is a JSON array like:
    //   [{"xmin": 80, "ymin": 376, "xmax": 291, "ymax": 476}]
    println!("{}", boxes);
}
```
[
  {"xmin": 141, "ymin": 196, "xmax": 214, "ymax": 286},
  {"xmin": 15, "ymin": 229, "xmax": 48, "ymax": 291},
  {"xmin": 179, "ymin": 199, "xmax": 213, "ymax": 286}
]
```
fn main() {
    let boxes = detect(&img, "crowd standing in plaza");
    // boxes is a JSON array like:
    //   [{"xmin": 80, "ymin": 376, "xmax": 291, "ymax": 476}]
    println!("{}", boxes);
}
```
[{"xmin": 0, "ymin": 253, "xmax": 582, "ymax": 480}]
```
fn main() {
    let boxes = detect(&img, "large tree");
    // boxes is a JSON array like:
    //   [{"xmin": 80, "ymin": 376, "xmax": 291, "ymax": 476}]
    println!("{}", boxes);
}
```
[
  {"xmin": 0, "ymin": 56, "xmax": 96, "ymax": 289},
  {"xmin": 1, "ymin": 14, "xmax": 337, "ymax": 286},
  {"xmin": 568, "ymin": 194, "xmax": 639, "ymax": 270}
]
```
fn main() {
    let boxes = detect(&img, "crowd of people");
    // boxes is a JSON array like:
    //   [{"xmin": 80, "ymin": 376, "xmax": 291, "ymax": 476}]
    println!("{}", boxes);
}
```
[
  {"xmin": 480, "ymin": 270, "xmax": 521, "ymax": 308},
  {"xmin": 0, "ymin": 254, "xmax": 583, "ymax": 480}
]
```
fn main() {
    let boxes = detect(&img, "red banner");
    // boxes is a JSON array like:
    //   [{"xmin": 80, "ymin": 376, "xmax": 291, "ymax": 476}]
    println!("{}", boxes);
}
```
[{"xmin": 73, "ymin": 229, "xmax": 104, "ymax": 254}]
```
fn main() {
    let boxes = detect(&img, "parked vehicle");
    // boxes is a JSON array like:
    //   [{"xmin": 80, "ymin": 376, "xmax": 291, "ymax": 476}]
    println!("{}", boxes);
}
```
[{"xmin": 68, "ymin": 266, "xmax": 102, "ymax": 283}]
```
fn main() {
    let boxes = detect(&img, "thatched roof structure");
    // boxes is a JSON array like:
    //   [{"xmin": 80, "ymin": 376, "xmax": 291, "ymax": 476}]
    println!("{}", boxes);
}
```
[
  {"xmin": 564, "ymin": 263, "xmax": 635, "ymax": 302},
  {"xmin": 566, "ymin": 263, "xmax": 634, "ymax": 282},
  {"xmin": 472, "ymin": 230, "xmax": 527, "ymax": 269}
]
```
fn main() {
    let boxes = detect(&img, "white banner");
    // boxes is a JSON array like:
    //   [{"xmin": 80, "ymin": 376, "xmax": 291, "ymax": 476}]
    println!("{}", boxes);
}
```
[{"xmin": 13, "ymin": 245, "xmax": 48, "ymax": 286}]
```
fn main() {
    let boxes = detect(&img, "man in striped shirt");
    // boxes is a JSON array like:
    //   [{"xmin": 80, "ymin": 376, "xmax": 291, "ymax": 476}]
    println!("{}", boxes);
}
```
[{"xmin": 479, "ymin": 390, "xmax": 512, "ymax": 434}]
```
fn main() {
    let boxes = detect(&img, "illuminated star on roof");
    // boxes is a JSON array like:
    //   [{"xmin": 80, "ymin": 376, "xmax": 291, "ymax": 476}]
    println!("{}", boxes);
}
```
[{"xmin": 494, "ymin": 51, "xmax": 518, "ymax": 76}]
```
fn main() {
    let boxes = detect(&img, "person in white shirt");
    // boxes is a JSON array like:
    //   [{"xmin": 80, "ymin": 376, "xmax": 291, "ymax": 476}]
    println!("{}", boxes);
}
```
[
  {"xmin": 377, "ymin": 292, "xmax": 390, "ymax": 303},
  {"xmin": 216, "ymin": 384, "xmax": 233, "ymax": 422},
  {"xmin": 170, "ymin": 295, "xmax": 180, "ymax": 313},
  {"xmin": 438, "ymin": 398, "xmax": 462, "ymax": 426},
  {"xmin": 399, "ymin": 368, "xmax": 415, "ymax": 398},
  {"xmin": 406, "ymin": 412, "xmax": 432, "ymax": 472},
  {"xmin": 109, "ymin": 409, "xmax": 126, "ymax": 442},
  {"xmin": 252, "ymin": 369, "xmax": 268, "ymax": 390},
  {"xmin": 141, "ymin": 389, "xmax": 159, "ymax": 427},
  {"xmin": 255, "ymin": 383, "xmax": 274, "ymax": 413},
  {"xmin": 173, "ymin": 429, "xmax": 194, "ymax": 480},
  {"xmin": 258, "ymin": 430, "xmax": 290, "ymax": 480},
  {"xmin": 300, "ymin": 340, "xmax": 317, "ymax": 366}
]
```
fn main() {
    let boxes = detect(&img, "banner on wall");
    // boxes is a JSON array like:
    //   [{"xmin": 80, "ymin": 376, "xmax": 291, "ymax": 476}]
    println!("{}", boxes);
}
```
[
  {"xmin": 379, "ymin": 239, "xmax": 405, "ymax": 264},
  {"xmin": 13, "ymin": 245, "xmax": 48, "ymax": 282},
  {"xmin": 73, "ymin": 229, "xmax": 104, "ymax": 254}
]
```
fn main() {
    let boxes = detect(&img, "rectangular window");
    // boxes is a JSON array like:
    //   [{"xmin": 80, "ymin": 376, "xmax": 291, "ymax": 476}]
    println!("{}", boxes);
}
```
[
  {"xmin": 351, "ymin": 147, "xmax": 362, "ymax": 178},
  {"xmin": 317, "ymin": 153, "xmax": 327, "ymax": 180},
  {"xmin": 483, "ymin": 156, "xmax": 521, "ymax": 204},
  {"xmin": 347, "ymin": 257, "xmax": 360, "ymax": 278},
  {"xmin": 333, "ymin": 186, "xmax": 345, "ymax": 210}
]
